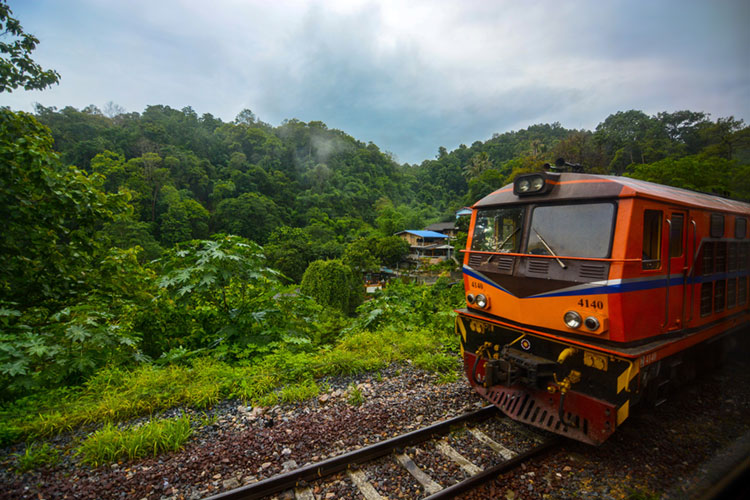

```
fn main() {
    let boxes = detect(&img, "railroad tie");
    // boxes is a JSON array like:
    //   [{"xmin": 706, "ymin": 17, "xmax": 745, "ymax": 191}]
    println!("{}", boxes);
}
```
[
  {"xmin": 348, "ymin": 469, "xmax": 386, "ymax": 500},
  {"xmin": 436, "ymin": 440, "xmax": 483, "ymax": 476},
  {"xmin": 468, "ymin": 428, "xmax": 516, "ymax": 460},
  {"xmin": 395, "ymin": 453, "xmax": 443, "ymax": 495}
]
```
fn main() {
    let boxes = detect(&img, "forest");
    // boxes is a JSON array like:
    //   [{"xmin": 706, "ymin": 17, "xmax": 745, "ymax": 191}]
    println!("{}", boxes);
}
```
[{"xmin": 1, "ymin": 0, "xmax": 750, "ymax": 466}]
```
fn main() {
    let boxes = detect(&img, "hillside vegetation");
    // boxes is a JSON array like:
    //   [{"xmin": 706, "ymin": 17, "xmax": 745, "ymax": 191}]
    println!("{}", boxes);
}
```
[{"xmin": 2, "ymin": 0, "xmax": 748, "ymax": 471}]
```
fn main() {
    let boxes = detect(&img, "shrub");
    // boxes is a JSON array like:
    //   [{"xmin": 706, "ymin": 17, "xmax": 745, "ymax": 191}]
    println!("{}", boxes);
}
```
[{"xmin": 300, "ymin": 259, "xmax": 363, "ymax": 315}]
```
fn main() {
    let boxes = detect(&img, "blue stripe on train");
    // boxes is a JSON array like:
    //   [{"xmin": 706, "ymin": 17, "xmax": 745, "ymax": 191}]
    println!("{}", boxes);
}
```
[{"xmin": 462, "ymin": 266, "xmax": 749, "ymax": 299}]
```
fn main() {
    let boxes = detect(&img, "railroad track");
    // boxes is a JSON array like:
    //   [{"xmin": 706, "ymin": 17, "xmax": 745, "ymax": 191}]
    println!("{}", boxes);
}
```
[{"xmin": 204, "ymin": 405, "xmax": 559, "ymax": 500}]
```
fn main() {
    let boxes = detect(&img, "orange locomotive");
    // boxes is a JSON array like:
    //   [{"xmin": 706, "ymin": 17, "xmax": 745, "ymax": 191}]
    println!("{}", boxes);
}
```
[{"xmin": 456, "ymin": 165, "xmax": 750, "ymax": 444}]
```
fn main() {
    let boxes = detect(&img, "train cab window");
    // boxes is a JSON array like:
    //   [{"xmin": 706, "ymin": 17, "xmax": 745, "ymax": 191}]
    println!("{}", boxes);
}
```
[
  {"xmin": 669, "ymin": 213, "xmax": 684, "ymax": 258},
  {"xmin": 526, "ymin": 203, "xmax": 615, "ymax": 258},
  {"xmin": 736, "ymin": 217, "xmax": 747, "ymax": 239},
  {"xmin": 642, "ymin": 210, "xmax": 662, "ymax": 270},
  {"xmin": 710, "ymin": 214, "xmax": 725, "ymax": 238},
  {"xmin": 471, "ymin": 207, "xmax": 524, "ymax": 253}
]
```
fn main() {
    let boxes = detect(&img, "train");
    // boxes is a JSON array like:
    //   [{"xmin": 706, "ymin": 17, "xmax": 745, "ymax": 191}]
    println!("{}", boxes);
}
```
[{"xmin": 456, "ymin": 162, "xmax": 750, "ymax": 444}]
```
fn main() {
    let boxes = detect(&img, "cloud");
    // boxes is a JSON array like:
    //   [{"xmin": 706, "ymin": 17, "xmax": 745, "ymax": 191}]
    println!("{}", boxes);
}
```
[{"xmin": 4, "ymin": 0, "xmax": 749, "ymax": 164}]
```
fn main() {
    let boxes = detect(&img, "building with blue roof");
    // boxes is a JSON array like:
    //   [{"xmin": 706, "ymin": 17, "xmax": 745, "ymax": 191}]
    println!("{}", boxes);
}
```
[{"xmin": 395, "ymin": 230, "xmax": 454, "ymax": 263}]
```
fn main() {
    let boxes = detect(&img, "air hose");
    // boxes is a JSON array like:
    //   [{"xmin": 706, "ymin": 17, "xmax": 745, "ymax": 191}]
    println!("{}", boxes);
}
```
[{"xmin": 471, "ymin": 342, "xmax": 493, "ymax": 385}]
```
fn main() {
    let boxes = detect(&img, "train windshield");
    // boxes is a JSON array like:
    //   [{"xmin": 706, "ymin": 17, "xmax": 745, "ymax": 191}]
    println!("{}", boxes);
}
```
[
  {"xmin": 471, "ymin": 202, "xmax": 616, "ymax": 258},
  {"xmin": 527, "ymin": 203, "xmax": 615, "ymax": 258},
  {"xmin": 471, "ymin": 207, "xmax": 524, "ymax": 252}
]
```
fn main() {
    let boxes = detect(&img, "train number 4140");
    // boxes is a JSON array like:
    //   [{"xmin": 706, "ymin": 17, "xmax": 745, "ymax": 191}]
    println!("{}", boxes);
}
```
[{"xmin": 577, "ymin": 299, "xmax": 604, "ymax": 310}]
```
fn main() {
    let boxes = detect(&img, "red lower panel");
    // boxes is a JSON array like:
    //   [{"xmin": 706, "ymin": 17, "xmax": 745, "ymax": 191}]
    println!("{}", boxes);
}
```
[{"xmin": 464, "ymin": 352, "xmax": 616, "ymax": 445}]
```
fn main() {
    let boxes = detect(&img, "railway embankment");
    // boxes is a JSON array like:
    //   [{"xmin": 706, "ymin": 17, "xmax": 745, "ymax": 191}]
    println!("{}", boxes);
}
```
[{"xmin": 2, "ymin": 352, "xmax": 749, "ymax": 499}]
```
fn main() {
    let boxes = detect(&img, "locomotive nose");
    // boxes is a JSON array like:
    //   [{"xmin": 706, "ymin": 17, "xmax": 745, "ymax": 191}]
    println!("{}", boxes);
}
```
[{"xmin": 483, "ymin": 347, "xmax": 557, "ymax": 390}]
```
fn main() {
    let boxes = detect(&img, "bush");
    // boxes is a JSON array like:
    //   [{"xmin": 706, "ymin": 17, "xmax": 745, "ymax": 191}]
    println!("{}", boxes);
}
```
[{"xmin": 300, "ymin": 259, "xmax": 363, "ymax": 315}]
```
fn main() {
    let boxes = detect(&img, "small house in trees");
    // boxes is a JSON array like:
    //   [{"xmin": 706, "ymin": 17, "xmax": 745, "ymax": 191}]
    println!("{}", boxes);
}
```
[
  {"xmin": 395, "ymin": 230, "xmax": 453, "ymax": 263},
  {"xmin": 423, "ymin": 222, "xmax": 458, "ymax": 237}
]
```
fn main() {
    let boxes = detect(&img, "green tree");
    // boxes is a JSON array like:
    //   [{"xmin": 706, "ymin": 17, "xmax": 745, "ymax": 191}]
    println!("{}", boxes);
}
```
[
  {"xmin": 343, "ymin": 237, "xmax": 379, "ymax": 274},
  {"xmin": 160, "ymin": 198, "xmax": 210, "ymax": 246},
  {"xmin": 374, "ymin": 236, "xmax": 410, "ymax": 268},
  {"xmin": 462, "ymin": 151, "xmax": 492, "ymax": 180},
  {"xmin": 300, "ymin": 260, "xmax": 363, "ymax": 315},
  {"xmin": 0, "ymin": 109, "xmax": 149, "ymax": 396},
  {"xmin": 626, "ymin": 154, "xmax": 736, "ymax": 196},
  {"xmin": 0, "ymin": 109, "xmax": 131, "ymax": 307},
  {"xmin": 0, "ymin": 1, "xmax": 60, "ymax": 92},
  {"xmin": 213, "ymin": 192, "xmax": 284, "ymax": 244},
  {"xmin": 264, "ymin": 226, "xmax": 314, "ymax": 283},
  {"xmin": 594, "ymin": 110, "xmax": 656, "ymax": 174}
]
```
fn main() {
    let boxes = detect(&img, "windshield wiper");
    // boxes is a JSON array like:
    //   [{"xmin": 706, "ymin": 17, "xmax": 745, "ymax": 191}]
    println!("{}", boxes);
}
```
[
  {"xmin": 485, "ymin": 227, "xmax": 521, "ymax": 264},
  {"xmin": 533, "ymin": 229, "xmax": 567, "ymax": 269},
  {"xmin": 497, "ymin": 227, "xmax": 520, "ymax": 252}
]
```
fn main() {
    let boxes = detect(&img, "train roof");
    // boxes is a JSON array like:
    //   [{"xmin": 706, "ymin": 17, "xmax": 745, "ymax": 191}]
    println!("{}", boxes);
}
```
[{"xmin": 474, "ymin": 172, "xmax": 750, "ymax": 215}]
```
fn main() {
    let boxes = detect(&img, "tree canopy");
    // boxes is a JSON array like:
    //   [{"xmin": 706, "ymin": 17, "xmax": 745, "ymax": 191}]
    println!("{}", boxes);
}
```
[{"xmin": 0, "ymin": 1, "xmax": 60, "ymax": 92}]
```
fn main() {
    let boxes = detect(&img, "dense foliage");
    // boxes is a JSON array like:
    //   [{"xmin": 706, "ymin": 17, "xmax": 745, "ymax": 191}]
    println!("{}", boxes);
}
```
[
  {"xmin": 0, "ymin": 1, "xmax": 60, "ymax": 92},
  {"xmin": 300, "ymin": 259, "xmax": 363, "ymax": 315},
  {"xmin": 5, "ymin": 4, "xmax": 747, "ymax": 469},
  {"xmin": 1, "ymin": 13, "xmax": 749, "ymax": 437},
  {"xmin": 2, "ymin": 102, "xmax": 748, "ymax": 401}
]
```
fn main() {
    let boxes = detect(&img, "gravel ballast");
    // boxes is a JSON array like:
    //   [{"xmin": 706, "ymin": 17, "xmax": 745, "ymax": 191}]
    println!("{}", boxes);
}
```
[{"xmin": 1, "ymin": 349, "xmax": 749, "ymax": 499}]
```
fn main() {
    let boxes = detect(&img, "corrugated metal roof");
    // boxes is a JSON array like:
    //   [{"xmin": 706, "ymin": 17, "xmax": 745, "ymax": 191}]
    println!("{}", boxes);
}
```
[
  {"xmin": 424, "ymin": 222, "xmax": 456, "ymax": 232},
  {"xmin": 397, "ymin": 230, "xmax": 450, "ymax": 239}
]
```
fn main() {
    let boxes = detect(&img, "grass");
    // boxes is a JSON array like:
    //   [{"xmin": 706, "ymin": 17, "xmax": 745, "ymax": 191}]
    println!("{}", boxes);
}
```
[
  {"xmin": 12, "ymin": 442, "xmax": 60, "ymax": 473},
  {"xmin": 1, "ymin": 324, "xmax": 460, "ymax": 449},
  {"xmin": 347, "ymin": 384, "xmax": 364, "ymax": 406},
  {"xmin": 74, "ymin": 414, "xmax": 193, "ymax": 466}
]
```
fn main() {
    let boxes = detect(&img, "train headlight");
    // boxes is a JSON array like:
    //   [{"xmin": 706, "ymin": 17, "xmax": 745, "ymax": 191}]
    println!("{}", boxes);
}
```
[
  {"xmin": 564, "ymin": 311, "xmax": 582, "ymax": 329},
  {"xmin": 475, "ymin": 294, "xmax": 488, "ymax": 309},
  {"xmin": 584, "ymin": 316, "xmax": 600, "ymax": 331},
  {"xmin": 466, "ymin": 293, "xmax": 476, "ymax": 304},
  {"xmin": 514, "ymin": 174, "xmax": 547, "ymax": 196}
]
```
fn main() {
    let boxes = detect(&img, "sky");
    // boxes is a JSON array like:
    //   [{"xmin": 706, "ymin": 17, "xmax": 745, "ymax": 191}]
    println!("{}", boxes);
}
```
[{"xmin": 3, "ymin": 0, "xmax": 749, "ymax": 164}]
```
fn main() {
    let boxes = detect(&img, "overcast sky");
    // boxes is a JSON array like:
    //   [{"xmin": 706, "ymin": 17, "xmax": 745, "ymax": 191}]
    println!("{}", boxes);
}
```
[{"xmin": 3, "ymin": 0, "xmax": 749, "ymax": 164}]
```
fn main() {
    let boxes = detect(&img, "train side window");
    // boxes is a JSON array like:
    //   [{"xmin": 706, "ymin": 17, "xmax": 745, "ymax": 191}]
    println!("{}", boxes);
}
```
[
  {"xmin": 669, "ymin": 213, "xmax": 684, "ymax": 257},
  {"xmin": 736, "ymin": 217, "xmax": 747, "ymax": 239},
  {"xmin": 715, "ymin": 242, "xmax": 727, "ymax": 273},
  {"xmin": 727, "ymin": 279, "xmax": 737, "ymax": 309},
  {"xmin": 700, "ymin": 282, "xmax": 713, "ymax": 316},
  {"xmin": 728, "ymin": 243, "xmax": 738, "ymax": 272},
  {"xmin": 710, "ymin": 214, "xmax": 725, "ymax": 238},
  {"xmin": 741, "ymin": 243, "xmax": 749, "ymax": 271},
  {"xmin": 739, "ymin": 277, "xmax": 748, "ymax": 305},
  {"xmin": 642, "ymin": 210, "xmax": 662, "ymax": 270},
  {"xmin": 714, "ymin": 280, "xmax": 726, "ymax": 313}
]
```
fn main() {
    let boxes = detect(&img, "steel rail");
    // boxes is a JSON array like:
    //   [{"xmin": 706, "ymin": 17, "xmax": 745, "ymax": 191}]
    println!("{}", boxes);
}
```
[
  {"xmin": 203, "ymin": 405, "xmax": 498, "ymax": 500},
  {"xmin": 423, "ymin": 436, "xmax": 560, "ymax": 499}
]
